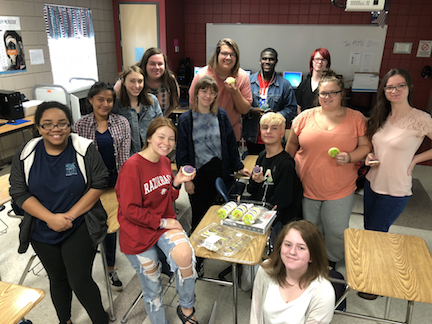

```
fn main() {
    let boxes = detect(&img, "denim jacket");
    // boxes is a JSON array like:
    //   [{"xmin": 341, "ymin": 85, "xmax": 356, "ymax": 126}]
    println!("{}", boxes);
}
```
[
  {"xmin": 112, "ymin": 93, "xmax": 162, "ymax": 155},
  {"xmin": 242, "ymin": 72, "xmax": 297, "ymax": 143}
]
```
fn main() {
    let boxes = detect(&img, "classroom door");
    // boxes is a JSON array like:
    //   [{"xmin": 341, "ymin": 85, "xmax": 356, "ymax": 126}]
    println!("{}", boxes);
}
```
[{"xmin": 118, "ymin": 3, "xmax": 159, "ymax": 69}]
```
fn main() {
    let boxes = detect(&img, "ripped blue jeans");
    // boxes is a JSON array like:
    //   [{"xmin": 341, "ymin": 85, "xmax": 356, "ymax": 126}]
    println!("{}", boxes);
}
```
[{"xmin": 125, "ymin": 230, "xmax": 197, "ymax": 324}]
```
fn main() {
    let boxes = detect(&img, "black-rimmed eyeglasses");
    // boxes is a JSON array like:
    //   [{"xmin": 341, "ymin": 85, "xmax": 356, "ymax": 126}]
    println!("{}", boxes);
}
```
[
  {"xmin": 318, "ymin": 90, "xmax": 342, "ymax": 98},
  {"xmin": 39, "ymin": 123, "xmax": 70, "ymax": 130}
]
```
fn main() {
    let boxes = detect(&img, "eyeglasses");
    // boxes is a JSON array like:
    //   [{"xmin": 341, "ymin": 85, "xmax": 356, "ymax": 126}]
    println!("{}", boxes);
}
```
[
  {"xmin": 384, "ymin": 83, "xmax": 407, "ymax": 93},
  {"xmin": 220, "ymin": 51, "xmax": 237, "ymax": 58},
  {"xmin": 313, "ymin": 58, "xmax": 327, "ymax": 63},
  {"xmin": 199, "ymin": 89, "xmax": 217, "ymax": 98},
  {"xmin": 318, "ymin": 90, "xmax": 342, "ymax": 98},
  {"xmin": 39, "ymin": 123, "xmax": 70, "ymax": 130}
]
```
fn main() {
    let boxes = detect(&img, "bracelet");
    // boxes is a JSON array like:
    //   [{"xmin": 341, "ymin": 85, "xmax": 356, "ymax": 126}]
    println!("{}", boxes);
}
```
[
  {"xmin": 172, "ymin": 181, "xmax": 181, "ymax": 190},
  {"xmin": 160, "ymin": 218, "xmax": 167, "ymax": 229},
  {"xmin": 347, "ymin": 153, "xmax": 351, "ymax": 163}
]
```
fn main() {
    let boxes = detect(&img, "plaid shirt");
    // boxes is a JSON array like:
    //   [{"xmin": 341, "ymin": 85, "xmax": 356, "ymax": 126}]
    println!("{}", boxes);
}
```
[{"xmin": 74, "ymin": 112, "xmax": 131, "ymax": 172}]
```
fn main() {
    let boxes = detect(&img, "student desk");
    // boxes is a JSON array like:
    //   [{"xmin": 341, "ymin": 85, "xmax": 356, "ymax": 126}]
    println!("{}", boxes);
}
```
[
  {"xmin": 0, "ymin": 173, "xmax": 11, "ymax": 206},
  {"xmin": 338, "ymin": 228, "xmax": 432, "ymax": 324},
  {"xmin": 190, "ymin": 205, "xmax": 270, "ymax": 324},
  {"xmin": 236, "ymin": 154, "xmax": 258, "ymax": 179},
  {"xmin": 0, "ymin": 281, "xmax": 45, "ymax": 324},
  {"xmin": 0, "ymin": 116, "xmax": 35, "ymax": 139}
]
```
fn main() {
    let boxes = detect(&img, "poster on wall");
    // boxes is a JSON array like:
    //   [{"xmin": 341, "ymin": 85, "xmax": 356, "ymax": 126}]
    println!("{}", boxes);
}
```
[{"xmin": 0, "ymin": 16, "xmax": 26, "ymax": 74}]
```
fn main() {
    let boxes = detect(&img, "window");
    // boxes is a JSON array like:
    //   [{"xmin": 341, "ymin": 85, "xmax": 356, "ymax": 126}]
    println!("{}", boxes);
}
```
[{"xmin": 43, "ymin": 4, "xmax": 98, "ymax": 85}]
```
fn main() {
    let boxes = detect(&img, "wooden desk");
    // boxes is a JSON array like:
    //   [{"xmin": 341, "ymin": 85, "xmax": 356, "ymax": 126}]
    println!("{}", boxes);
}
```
[
  {"xmin": 0, "ymin": 281, "xmax": 45, "ymax": 324},
  {"xmin": 191, "ymin": 205, "xmax": 270, "ymax": 323},
  {"xmin": 340, "ymin": 228, "xmax": 432, "ymax": 324},
  {"xmin": 100, "ymin": 188, "xmax": 120, "ymax": 234},
  {"xmin": 0, "ymin": 116, "xmax": 35, "ymax": 138},
  {"xmin": 0, "ymin": 173, "xmax": 11, "ymax": 206},
  {"xmin": 236, "ymin": 154, "xmax": 258, "ymax": 179}
]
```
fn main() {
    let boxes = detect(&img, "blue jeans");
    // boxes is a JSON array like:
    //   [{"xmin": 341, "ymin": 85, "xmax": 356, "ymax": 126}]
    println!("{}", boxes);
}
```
[
  {"xmin": 125, "ymin": 230, "xmax": 196, "ymax": 324},
  {"xmin": 363, "ymin": 180, "xmax": 410, "ymax": 232}
]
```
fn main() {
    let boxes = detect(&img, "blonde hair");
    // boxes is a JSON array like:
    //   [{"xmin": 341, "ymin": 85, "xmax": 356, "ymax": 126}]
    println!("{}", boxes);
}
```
[
  {"xmin": 192, "ymin": 75, "xmax": 219, "ymax": 114},
  {"xmin": 260, "ymin": 112, "xmax": 286, "ymax": 130}
]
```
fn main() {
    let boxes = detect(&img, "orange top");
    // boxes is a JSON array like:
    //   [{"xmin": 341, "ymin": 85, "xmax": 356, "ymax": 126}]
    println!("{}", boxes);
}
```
[{"xmin": 293, "ymin": 108, "xmax": 367, "ymax": 200}]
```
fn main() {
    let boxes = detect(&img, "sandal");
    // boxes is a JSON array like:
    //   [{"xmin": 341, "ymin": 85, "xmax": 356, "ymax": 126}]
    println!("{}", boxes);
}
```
[{"xmin": 177, "ymin": 305, "xmax": 199, "ymax": 324}]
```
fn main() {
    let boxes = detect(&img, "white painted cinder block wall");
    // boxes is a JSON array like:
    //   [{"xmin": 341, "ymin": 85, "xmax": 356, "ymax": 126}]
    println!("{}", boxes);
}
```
[{"xmin": 0, "ymin": 0, "xmax": 119, "ymax": 163}]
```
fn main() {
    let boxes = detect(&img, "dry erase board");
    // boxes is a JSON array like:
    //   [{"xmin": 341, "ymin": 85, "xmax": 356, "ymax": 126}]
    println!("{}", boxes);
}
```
[{"xmin": 206, "ymin": 24, "xmax": 388, "ymax": 84}]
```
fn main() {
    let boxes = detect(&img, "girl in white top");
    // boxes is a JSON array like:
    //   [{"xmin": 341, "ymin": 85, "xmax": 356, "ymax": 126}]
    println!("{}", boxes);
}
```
[{"xmin": 250, "ymin": 220, "xmax": 335, "ymax": 324}]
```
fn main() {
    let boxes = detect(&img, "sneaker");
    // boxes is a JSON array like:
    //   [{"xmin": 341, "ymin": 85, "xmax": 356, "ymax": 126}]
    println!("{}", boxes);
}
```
[
  {"xmin": 109, "ymin": 270, "xmax": 123, "ymax": 291},
  {"xmin": 357, "ymin": 292, "xmax": 378, "ymax": 300}
]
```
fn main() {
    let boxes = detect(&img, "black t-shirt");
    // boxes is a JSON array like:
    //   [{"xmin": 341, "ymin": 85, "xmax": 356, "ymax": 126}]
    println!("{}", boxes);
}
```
[{"xmin": 247, "ymin": 150, "xmax": 303, "ymax": 224}]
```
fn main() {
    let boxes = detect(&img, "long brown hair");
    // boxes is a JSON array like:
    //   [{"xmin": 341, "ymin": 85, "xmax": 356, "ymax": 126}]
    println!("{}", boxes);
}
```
[
  {"xmin": 142, "ymin": 117, "xmax": 177, "ymax": 150},
  {"xmin": 208, "ymin": 38, "xmax": 240, "ymax": 76},
  {"xmin": 262, "ymin": 220, "xmax": 329, "ymax": 289},
  {"xmin": 138, "ymin": 47, "xmax": 179, "ymax": 109},
  {"xmin": 192, "ymin": 75, "xmax": 219, "ymax": 114},
  {"xmin": 366, "ymin": 68, "xmax": 414, "ymax": 140},
  {"xmin": 119, "ymin": 65, "xmax": 153, "ymax": 108}
]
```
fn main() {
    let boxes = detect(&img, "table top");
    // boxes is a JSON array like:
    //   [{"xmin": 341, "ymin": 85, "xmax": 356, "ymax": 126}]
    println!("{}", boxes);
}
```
[
  {"xmin": 0, "ymin": 281, "xmax": 45, "ymax": 324},
  {"xmin": 100, "ymin": 188, "xmax": 120, "ymax": 234},
  {"xmin": 344, "ymin": 228, "xmax": 432, "ymax": 303},
  {"xmin": 190, "ymin": 205, "xmax": 270, "ymax": 265},
  {"xmin": 0, "ymin": 173, "xmax": 11, "ymax": 206},
  {"xmin": 0, "ymin": 116, "xmax": 35, "ymax": 137},
  {"xmin": 171, "ymin": 108, "xmax": 189, "ymax": 114},
  {"xmin": 237, "ymin": 154, "xmax": 258, "ymax": 179}
]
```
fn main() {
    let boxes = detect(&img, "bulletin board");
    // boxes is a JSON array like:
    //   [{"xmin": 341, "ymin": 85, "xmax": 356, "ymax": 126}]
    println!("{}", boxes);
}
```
[{"xmin": 206, "ymin": 24, "xmax": 388, "ymax": 84}]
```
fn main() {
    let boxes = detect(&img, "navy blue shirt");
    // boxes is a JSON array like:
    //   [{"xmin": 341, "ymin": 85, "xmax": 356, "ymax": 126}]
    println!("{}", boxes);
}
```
[
  {"xmin": 96, "ymin": 129, "xmax": 117, "ymax": 187},
  {"xmin": 28, "ymin": 138, "xmax": 86, "ymax": 244}
]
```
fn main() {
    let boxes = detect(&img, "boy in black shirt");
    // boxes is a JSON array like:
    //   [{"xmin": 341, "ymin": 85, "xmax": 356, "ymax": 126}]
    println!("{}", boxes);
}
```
[{"xmin": 247, "ymin": 112, "xmax": 302, "ymax": 225}]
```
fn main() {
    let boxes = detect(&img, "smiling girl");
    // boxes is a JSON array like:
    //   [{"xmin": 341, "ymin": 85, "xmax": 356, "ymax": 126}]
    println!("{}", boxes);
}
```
[
  {"xmin": 250, "ymin": 220, "xmax": 334, "ymax": 324},
  {"xmin": 115, "ymin": 117, "xmax": 199, "ymax": 324},
  {"xmin": 75, "ymin": 82, "xmax": 131, "ymax": 290},
  {"xmin": 286, "ymin": 69, "xmax": 371, "ymax": 269},
  {"xmin": 113, "ymin": 65, "xmax": 162, "ymax": 155}
]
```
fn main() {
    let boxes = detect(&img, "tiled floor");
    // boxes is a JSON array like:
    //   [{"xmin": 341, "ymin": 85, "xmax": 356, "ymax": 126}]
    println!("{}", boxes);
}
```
[{"xmin": 1, "ymin": 164, "xmax": 432, "ymax": 324}]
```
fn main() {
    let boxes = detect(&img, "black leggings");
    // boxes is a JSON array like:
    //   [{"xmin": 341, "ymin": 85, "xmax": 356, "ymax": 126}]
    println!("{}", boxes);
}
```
[
  {"xmin": 32, "ymin": 221, "xmax": 108, "ymax": 324},
  {"xmin": 189, "ymin": 157, "xmax": 222, "ymax": 231}
]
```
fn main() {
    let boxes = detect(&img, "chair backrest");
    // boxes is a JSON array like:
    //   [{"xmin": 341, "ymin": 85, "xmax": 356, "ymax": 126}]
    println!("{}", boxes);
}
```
[{"xmin": 215, "ymin": 177, "xmax": 230, "ymax": 203}]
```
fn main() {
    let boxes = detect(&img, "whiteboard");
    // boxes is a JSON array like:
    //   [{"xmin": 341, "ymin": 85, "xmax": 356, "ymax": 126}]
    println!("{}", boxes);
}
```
[{"xmin": 206, "ymin": 24, "xmax": 387, "ymax": 84}]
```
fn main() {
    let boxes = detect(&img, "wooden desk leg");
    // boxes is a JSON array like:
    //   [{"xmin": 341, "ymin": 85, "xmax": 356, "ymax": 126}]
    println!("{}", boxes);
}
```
[
  {"xmin": 406, "ymin": 301, "xmax": 414, "ymax": 324},
  {"xmin": 232, "ymin": 264, "xmax": 238, "ymax": 324}
]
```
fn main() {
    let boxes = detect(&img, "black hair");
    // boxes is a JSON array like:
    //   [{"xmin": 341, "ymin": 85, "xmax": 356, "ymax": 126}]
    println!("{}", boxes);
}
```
[
  {"xmin": 35, "ymin": 101, "xmax": 73, "ymax": 126},
  {"xmin": 260, "ymin": 47, "xmax": 278, "ymax": 60},
  {"xmin": 86, "ymin": 82, "xmax": 116, "ymax": 111}
]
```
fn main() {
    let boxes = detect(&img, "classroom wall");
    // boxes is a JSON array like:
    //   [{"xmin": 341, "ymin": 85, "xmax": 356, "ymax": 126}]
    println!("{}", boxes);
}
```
[
  {"xmin": 0, "ymin": 0, "xmax": 118, "ymax": 100},
  {"xmin": 181, "ymin": 0, "xmax": 432, "ymax": 111}
]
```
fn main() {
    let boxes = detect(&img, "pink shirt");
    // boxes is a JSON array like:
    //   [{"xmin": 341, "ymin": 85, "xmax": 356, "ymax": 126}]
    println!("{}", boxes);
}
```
[
  {"xmin": 293, "ymin": 108, "xmax": 367, "ymax": 200},
  {"xmin": 189, "ymin": 66, "xmax": 252, "ymax": 141},
  {"xmin": 366, "ymin": 108, "xmax": 432, "ymax": 196}
]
